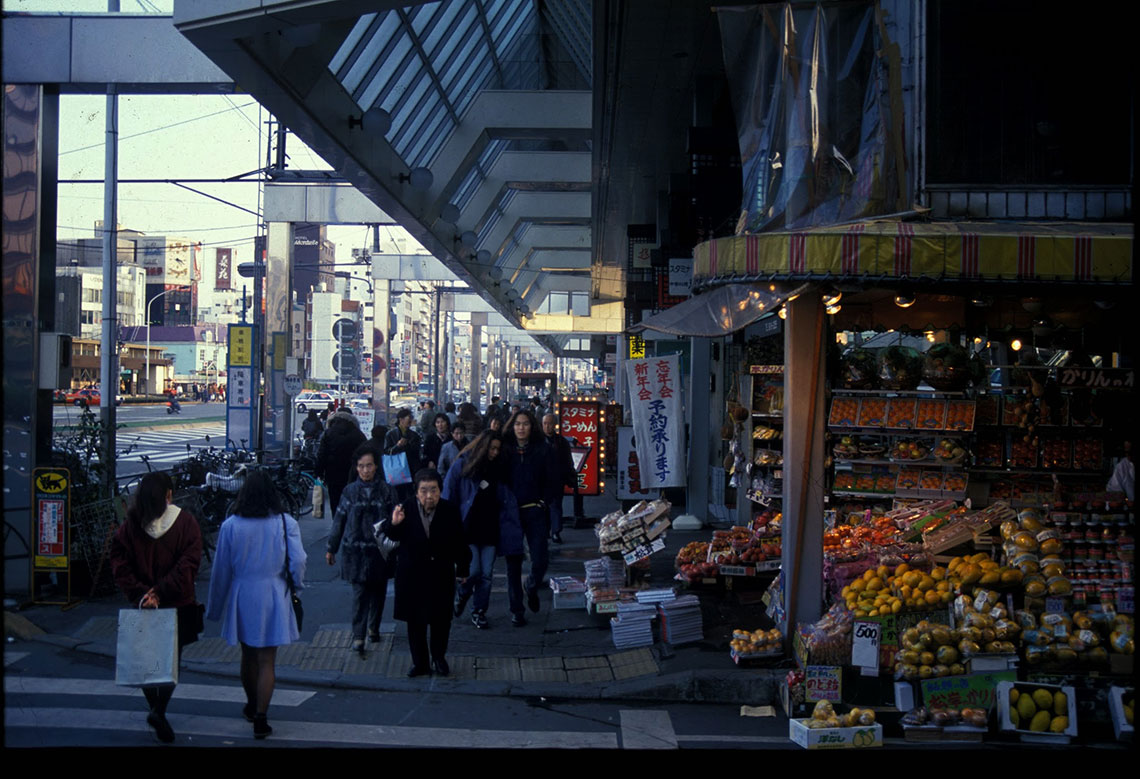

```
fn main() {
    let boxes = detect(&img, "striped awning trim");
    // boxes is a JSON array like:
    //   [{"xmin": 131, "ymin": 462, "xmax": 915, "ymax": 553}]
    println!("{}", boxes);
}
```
[{"xmin": 693, "ymin": 222, "xmax": 1132, "ymax": 286}]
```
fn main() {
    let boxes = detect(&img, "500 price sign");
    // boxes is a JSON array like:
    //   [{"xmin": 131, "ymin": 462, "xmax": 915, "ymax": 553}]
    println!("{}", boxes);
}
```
[{"xmin": 852, "ymin": 620, "xmax": 881, "ymax": 670}]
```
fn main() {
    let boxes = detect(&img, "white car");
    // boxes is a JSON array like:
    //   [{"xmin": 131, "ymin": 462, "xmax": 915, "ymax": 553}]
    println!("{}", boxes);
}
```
[{"xmin": 294, "ymin": 391, "xmax": 337, "ymax": 413}]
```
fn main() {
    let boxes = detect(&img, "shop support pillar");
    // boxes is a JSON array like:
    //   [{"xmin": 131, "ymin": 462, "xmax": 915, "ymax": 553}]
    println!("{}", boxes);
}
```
[
  {"xmin": 781, "ymin": 293, "xmax": 826, "ymax": 629},
  {"xmin": 686, "ymin": 337, "xmax": 712, "ymax": 524}
]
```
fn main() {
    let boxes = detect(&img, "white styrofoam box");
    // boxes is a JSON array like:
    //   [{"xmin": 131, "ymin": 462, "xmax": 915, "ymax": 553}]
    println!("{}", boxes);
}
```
[
  {"xmin": 1109, "ymin": 685, "xmax": 1134, "ymax": 742},
  {"xmin": 995, "ymin": 681, "xmax": 1077, "ymax": 744},
  {"xmin": 553, "ymin": 591, "xmax": 586, "ymax": 610}
]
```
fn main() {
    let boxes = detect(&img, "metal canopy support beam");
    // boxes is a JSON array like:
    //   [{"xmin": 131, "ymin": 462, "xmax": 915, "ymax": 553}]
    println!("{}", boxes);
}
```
[
  {"xmin": 263, "ymin": 183, "xmax": 394, "ymax": 224},
  {"xmin": 479, "ymin": 191, "xmax": 590, "ymax": 256},
  {"xmin": 1, "ymin": 14, "xmax": 235, "ymax": 92},
  {"xmin": 462, "ymin": 150, "xmax": 590, "ymax": 233}
]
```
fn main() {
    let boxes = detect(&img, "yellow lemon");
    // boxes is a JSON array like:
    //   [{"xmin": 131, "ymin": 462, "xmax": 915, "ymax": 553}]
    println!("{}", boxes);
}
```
[
  {"xmin": 1049, "ymin": 716, "xmax": 1068, "ymax": 733},
  {"xmin": 1032, "ymin": 688, "xmax": 1054, "ymax": 710},
  {"xmin": 1029, "ymin": 710, "xmax": 1051, "ymax": 732},
  {"xmin": 1053, "ymin": 691, "xmax": 1067, "ymax": 716}
]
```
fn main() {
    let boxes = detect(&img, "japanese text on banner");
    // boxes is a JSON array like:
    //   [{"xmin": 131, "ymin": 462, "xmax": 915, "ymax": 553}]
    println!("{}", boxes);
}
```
[{"xmin": 624, "ymin": 354, "xmax": 684, "ymax": 488}]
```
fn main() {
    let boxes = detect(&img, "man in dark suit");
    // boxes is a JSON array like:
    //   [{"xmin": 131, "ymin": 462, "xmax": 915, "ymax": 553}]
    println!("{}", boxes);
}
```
[{"xmin": 381, "ymin": 469, "xmax": 471, "ymax": 677}]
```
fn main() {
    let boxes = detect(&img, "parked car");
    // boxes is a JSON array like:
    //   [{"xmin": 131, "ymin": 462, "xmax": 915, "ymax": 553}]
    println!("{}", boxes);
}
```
[
  {"xmin": 65, "ymin": 388, "xmax": 122, "ymax": 407},
  {"xmin": 294, "ymin": 390, "xmax": 337, "ymax": 413}
]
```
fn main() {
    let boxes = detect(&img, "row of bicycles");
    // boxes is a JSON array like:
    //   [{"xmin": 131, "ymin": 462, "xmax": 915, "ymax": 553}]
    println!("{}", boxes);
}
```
[{"xmin": 112, "ymin": 435, "xmax": 320, "ymax": 563}]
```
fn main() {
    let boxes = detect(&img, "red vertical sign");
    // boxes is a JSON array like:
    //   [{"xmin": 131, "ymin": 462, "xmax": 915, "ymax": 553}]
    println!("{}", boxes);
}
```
[{"xmin": 559, "ymin": 401, "xmax": 601, "ymax": 496}]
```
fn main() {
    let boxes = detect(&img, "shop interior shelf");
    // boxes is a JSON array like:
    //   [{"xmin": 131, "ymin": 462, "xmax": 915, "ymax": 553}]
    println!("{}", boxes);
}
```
[
  {"xmin": 831, "ymin": 490, "xmax": 896, "ymax": 499},
  {"xmin": 831, "ymin": 388, "xmax": 968, "ymax": 398}
]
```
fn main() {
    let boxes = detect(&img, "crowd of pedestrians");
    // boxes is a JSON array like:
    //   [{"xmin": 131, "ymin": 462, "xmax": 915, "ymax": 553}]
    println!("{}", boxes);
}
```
[{"xmin": 113, "ymin": 393, "xmax": 573, "ymax": 743}]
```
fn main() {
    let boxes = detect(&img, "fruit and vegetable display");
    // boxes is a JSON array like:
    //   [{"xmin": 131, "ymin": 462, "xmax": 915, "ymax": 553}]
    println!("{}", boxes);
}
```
[
  {"xmin": 800, "ymin": 699, "xmax": 877, "ymax": 729},
  {"xmin": 878, "ymin": 345, "xmax": 924, "ymax": 391},
  {"xmin": 933, "ymin": 437, "xmax": 968, "ymax": 464},
  {"xmin": 730, "ymin": 627, "xmax": 783, "ymax": 657},
  {"xmin": 839, "ymin": 348, "xmax": 879, "ymax": 390},
  {"xmin": 922, "ymin": 343, "xmax": 972, "ymax": 390},
  {"xmin": 901, "ymin": 706, "xmax": 989, "ymax": 729},
  {"xmin": 1003, "ymin": 685, "xmax": 1073, "ymax": 735}
]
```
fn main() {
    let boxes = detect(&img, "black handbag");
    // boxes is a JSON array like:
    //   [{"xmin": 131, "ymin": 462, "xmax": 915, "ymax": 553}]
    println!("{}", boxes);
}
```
[{"xmin": 281, "ymin": 514, "xmax": 304, "ymax": 632}]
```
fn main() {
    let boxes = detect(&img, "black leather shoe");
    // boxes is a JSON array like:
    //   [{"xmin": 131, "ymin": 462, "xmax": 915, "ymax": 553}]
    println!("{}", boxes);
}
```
[
  {"xmin": 433, "ymin": 658, "xmax": 450, "ymax": 676},
  {"xmin": 511, "ymin": 613, "xmax": 527, "ymax": 627},
  {"xmin": 472, "ymin": 610, "xmax": 489, "ymax": 629},
  {"xmin": 253, "ymin": 713, "xmax": 273, "ymax": 739},
  {"xmin": 551, "ymin": 533, "xmax": 563, "ymax": 544},
  {"xmin": 147, "ymin": 711, "xmax": 175, "ymax": 744},
  {"xmin": 526, "ymin": 586, "xmax": 540, "ymax": 613},
  {"xmin": 407, "ymin": 665, "xmax": 431, "ymax": 678}
]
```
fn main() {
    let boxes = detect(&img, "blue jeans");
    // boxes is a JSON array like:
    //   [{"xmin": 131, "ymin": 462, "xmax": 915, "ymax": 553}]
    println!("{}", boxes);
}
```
[
  {"xmin": 520, "ymin": 505, "xmax": 549, "ymax": 593},
  {"xmin": 460, "ymin": 544, "xmax": 496, "ymax": 613}
]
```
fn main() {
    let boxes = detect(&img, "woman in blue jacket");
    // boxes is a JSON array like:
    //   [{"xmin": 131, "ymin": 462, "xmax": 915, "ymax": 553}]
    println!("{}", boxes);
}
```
[{"xmin": 442, "ymin": 430, "xmax": 521, "ymax": 629}]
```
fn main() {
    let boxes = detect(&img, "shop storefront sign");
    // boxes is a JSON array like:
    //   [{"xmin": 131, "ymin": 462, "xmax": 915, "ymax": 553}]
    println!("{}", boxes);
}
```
[
  {"xmin": 616, "ymin": 426, "xmax": 651, "ymax": 499},
  {"xmin": 804, "ymin": 665, "xmax": 843, "ymax": 702},
  {"xmin": 668, "ymin": 257, "xmax": 693, "ymax": 297},
  {"xmin": 625, "ymin": 354, "xmax": 685, "ymax": 488},
  {"xmin": 628, "ymin": 334, "xmax": 645, "ymax": 359},
  {"xmin": 1058, "ymin": 367, "xmax": 1133, "ymax": 390},
  {"xmin": 560, "ymin": 400, "xmax": 601, "ymax": 496},
  {"xmin": 920, "ymin": 670, "xmax": 1016, "ymax": 711}
]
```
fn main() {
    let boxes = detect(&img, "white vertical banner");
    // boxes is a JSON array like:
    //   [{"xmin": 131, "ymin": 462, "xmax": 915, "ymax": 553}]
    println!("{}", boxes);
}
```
[{"xmin": 624, "ymin": 354, "xmax": 684, "ymax": 488}]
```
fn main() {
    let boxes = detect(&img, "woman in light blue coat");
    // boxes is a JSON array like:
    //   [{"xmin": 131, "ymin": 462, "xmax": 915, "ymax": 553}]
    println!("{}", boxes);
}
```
[{"xmin": 206, "ymin": 470, "xmax": 306, "ymax": 739}]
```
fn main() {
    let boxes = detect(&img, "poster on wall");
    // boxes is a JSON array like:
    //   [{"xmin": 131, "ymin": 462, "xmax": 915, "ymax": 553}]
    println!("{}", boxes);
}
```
[
  {"xmin": 616, "ymin": 426, "xmax": 651, "ymax": 499},
  {"xmin": 33, "ymin": 468, "xmax": 70, "ymax": 570},
  {"xmin": 559, "ymin": 400, "xmax": 601, "ymax": 496},
  {"xmin": 624, "ymin": 354, "xmax": 685, "ymax": 488}
]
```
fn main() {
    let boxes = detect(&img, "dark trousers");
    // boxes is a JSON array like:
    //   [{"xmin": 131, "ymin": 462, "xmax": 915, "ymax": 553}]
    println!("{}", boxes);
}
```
[
  {"xmin": 550, "ymin": 496, "xmax": 564, "ymax": 535},
  {"xmin": 505, "ymin": 554, "xmax": 526, "ymax": 616},
  {"xmin": 351, "ymin": 578, "xmax": 389, "ymax": 640},
  {"xmin": 520, "ymin": 506, "xmax": 549, "ymax": 591},
  {"xmin": 406, "ymin": 619, "xmax": 451, "ymax": 669},
  {"xmin": 573, "ymin": 492, "xmax": 585, "ymax": 519}
]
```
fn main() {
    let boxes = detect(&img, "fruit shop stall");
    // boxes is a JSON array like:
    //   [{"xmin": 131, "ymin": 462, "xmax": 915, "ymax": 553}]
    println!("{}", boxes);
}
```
[{"xmin": 783, "ymin": 307, "xmax": 1134, "ymax": 745}]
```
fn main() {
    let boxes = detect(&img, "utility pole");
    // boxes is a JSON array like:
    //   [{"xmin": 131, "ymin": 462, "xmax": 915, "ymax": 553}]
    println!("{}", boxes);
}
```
[{"xmin": 100, "ymin": 28, "xmax": 120, "ymax": 494}]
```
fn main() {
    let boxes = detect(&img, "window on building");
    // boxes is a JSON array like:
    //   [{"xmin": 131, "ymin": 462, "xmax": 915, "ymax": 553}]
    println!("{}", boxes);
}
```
[
  {"xmin": 927, "ymin": 0, "xmax": 1131, "ymax": 186},
  {"xmin": 82, "ymin": 288, "xmax": 101, "ymax": 304}
]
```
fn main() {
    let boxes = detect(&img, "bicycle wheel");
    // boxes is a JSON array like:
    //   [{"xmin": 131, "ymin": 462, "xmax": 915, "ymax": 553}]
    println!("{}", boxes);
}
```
[{"xmin": 290, "ymin": 471, "xmax": 318, "ymax": 518}]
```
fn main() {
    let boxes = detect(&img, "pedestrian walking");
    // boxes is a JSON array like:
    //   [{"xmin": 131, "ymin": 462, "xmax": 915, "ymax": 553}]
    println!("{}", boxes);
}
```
[
  {"xmin": 443, "ymin": 431, "xmax": 521, "ymax": 630},
  {"xmin": 383, "ymin": 407, "xmax": 423, "ymax": 502},
  {"xmin": 542, "ymin": 412, "xmax": 577, "ymax": 544},
  {"xmin": 379, "ymin": 469, "xmax": 471, "ymax": 677},
  {"xmin": 501, "ymin": 408, "xmax": 560, "ymax": 624},
  {"xmin": 422, "ymin": 412, "xmax": 451, "ymax": 470},
  {"xmin": 326, "ymin": 444, "xmax": 397, "ymax": 653},
  {"xmin": 444, "ymin": 401, "xmax": 459, "ymax": 427},
  {"xmin": 205, "ymin": 470, "xmax": 306, "ymax": 739},
  {"xmin": 437, "ymin": 422, "xmax": 468, "ymax": 479},
  {"xmin": 315, "ymin": 409, "xmax": 366, "ymax": 516},
  {"xmin": 110, "ymin": 471, "xmax": 203, "ymax": 744}
]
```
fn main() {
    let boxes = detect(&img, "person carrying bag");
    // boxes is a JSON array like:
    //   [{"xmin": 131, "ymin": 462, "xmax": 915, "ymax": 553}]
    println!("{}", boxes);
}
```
[{"xmin": 110, "ymin": 472, "xmax": 203, "ymax": 744}]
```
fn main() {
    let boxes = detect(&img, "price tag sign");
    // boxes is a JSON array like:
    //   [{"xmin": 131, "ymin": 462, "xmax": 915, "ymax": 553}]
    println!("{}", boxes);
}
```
[
  {"xmin": 852, "ymin": 619, "xmax": 881, "ymax": 670},
  {"xmin": 1045, "ymin": 597, "xmax": 1066, "ymax": 613},
  {"xmin": 1118, "ymin": 587, "xmax": 1134, "ymax": 614},
  {"xmin": 804, "ymin": 666, "xmax": 842, "ymax": 702}
]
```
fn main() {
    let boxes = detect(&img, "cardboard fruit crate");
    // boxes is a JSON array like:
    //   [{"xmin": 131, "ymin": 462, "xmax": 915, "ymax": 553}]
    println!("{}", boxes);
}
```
[{"xmin": 788, "ymin": 719, "xmax": 882, "ymax": 749}]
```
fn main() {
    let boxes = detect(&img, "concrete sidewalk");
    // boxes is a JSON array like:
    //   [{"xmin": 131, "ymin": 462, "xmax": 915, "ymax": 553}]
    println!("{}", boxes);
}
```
[{"xmin": 5, "ymin": 491, "xmax": 787, "ymax": 704}]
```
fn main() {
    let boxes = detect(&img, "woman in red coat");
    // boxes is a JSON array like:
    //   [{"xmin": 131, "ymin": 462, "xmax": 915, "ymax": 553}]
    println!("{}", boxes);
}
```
[{"xmin": 110, "ymin": 471, "xmax": 203, "ymax": 744}]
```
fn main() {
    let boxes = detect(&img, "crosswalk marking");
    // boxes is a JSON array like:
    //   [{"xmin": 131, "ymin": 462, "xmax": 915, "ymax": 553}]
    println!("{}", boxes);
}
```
[
  {"xmin": 5, "ymin": 676, "xmax": 314, "ymax": 707},
  {"xmin": 619, "ymin": 710, "xmax": 677, "ymax": 749},
  {"xmin": 5, "ymin": 707, "xmax": 621, "ymax": 748}
]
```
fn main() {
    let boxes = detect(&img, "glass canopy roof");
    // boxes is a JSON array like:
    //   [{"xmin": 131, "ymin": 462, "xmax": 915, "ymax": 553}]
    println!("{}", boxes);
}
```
[{"xmin": 330, "ymin": 0, "xmax": 591, "ymax": 173}]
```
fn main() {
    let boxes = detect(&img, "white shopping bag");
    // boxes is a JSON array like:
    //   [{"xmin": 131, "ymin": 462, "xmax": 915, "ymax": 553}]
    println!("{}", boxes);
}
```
[
  {"xmin": 115, "ymin": 607, "xmax": 179, "ymax": 687},
  {"xmin": 312, "ymin": 480, "xmax": 325, "ymax": 518}
]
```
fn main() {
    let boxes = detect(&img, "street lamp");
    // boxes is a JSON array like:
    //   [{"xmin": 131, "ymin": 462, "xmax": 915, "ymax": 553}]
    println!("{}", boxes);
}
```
[{"xmin": 145, "ymin": 285, "xmax": 189, "ymax": 397}]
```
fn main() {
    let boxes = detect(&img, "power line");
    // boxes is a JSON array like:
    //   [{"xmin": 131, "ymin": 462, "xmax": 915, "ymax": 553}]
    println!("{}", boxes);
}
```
[{"xmin": 60, "ymin": 100, "xmax": 259, "ymax": 156}]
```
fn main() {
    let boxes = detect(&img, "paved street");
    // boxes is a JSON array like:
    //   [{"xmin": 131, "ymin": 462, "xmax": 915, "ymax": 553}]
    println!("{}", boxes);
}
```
[{"xmin": 2, "ymin": 641, "xmax": 792, "ymax": 749}]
